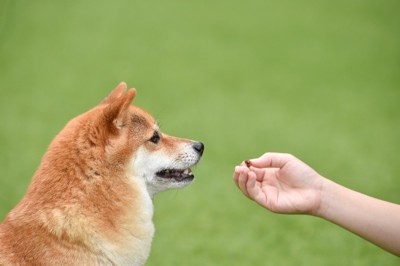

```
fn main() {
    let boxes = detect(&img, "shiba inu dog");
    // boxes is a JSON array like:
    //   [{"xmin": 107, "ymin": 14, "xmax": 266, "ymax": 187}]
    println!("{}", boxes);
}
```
[{"xmin": 0, "ymin": 82, "xmax": 204, "ymax": 265}]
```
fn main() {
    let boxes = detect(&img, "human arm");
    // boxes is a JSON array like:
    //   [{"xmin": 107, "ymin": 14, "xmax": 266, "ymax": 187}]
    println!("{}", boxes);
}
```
[{"xmin": 233, "ymin": 153, "xmax": 400, "ymax": 256}]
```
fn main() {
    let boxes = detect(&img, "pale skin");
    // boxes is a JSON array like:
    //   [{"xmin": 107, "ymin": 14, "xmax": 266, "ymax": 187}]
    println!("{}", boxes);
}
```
[{"xmin": 233, "ymin": 153, "xmax": 400, "ymax": 256}]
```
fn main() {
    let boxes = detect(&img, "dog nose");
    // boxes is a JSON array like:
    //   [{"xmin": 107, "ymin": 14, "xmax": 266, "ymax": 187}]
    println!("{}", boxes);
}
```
[{"xmin": 192, "ymin": 142, "xmax": 204, "ymax": 156}]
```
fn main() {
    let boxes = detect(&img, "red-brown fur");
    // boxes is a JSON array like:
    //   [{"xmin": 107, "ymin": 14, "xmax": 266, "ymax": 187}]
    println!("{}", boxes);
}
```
[{"xmin": 0, "ymin": 83, "xmax": 181, "ymax": 265}]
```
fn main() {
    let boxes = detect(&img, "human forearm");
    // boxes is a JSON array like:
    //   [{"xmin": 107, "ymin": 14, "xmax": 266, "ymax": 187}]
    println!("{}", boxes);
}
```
[{"xmin": 315, "ymin": 178, "xmax": 400, "ymax": 256}]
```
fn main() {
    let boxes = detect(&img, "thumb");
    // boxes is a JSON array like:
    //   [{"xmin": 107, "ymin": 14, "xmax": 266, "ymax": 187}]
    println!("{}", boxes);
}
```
[{"xmin": 249, "ymin": 152, "xmax": 294, "ymax": 169}]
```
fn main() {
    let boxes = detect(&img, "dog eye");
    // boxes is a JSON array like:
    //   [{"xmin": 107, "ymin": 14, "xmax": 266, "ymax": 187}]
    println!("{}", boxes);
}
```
[{"xmin": 149, "ymin": 131, "xmax": 161, "ymax": 144}]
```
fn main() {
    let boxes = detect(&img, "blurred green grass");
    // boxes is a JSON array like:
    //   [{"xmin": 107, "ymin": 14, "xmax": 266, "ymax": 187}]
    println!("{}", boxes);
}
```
[{"xmin": 1, "ymin": 0, "xmax": 399, "ymax": 265}]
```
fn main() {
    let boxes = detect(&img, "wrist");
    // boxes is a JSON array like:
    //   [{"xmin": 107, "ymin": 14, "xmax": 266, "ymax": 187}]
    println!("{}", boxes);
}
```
[{"xmin": 311, "ymin": 176, "xmax": 336, "ymax": 218}]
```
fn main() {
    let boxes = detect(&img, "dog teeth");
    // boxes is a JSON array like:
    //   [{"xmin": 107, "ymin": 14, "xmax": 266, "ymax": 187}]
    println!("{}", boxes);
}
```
[{"xmin": 157, "ymin": 168, "xmax": 193, "ymax": 181}]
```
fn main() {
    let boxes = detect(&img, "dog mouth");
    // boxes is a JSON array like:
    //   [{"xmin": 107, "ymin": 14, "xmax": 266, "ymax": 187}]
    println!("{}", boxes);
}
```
[{"xmin": 156, "ymin": 168, "xmax": 194, "ymax": 182}]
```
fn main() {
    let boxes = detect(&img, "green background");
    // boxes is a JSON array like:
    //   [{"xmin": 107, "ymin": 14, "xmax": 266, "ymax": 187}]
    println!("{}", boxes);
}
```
[{"xmin": 1, "ymin": 0, "xmax": 399, "ymax": 265}]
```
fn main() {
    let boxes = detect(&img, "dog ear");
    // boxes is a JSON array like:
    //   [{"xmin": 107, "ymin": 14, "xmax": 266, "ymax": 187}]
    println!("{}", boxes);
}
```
[
  {"xmin": 103, "ymin": 88, "xmax": 136, "ymax": 132},
  {"xmin": 100, "ymin": 82, "xmax": 128, "ymax": 105},
  {"xmin": 89, "ymin": 84, "xmax": 136, "ymax": 146}
]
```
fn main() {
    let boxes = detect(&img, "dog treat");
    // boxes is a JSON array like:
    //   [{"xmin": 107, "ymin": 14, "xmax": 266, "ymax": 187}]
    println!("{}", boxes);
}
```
[{"xmin": 245, "ymin": 160, "xmax": 251, "ymax": 168}]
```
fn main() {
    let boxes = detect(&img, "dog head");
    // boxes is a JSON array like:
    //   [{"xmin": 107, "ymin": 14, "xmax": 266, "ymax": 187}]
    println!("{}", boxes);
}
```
[{"xmin": 91, "ymin": 82, "xmax": 204, "ymax": 196}]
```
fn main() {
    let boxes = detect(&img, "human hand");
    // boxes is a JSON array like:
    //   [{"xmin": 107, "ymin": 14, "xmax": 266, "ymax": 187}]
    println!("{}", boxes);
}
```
[{"xmin": 233, "ymin": 153, "xmax": 325, "ymax": 215}]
